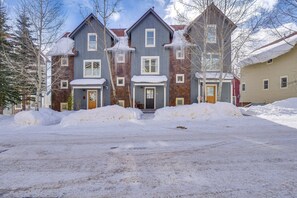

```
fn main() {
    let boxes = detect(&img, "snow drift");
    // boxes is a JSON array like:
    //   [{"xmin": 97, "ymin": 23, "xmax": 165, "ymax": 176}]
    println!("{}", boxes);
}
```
[
  {"xmin": 154, "ymin": 102, "xmax": 242, "ymax": 121},
  {"xmin": 60, "ymin": 105, "xmax": 143, "ymax": 127},
  {"xmin": 14, "ymin": 108, "xmax": 65, "ymax": 126}
]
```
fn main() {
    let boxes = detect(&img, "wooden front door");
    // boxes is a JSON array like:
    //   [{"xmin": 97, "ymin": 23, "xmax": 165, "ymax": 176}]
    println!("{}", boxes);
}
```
[
  {"xmin": 87, "ymin": 90, "xmax": 97, "ymax": 109},
  {"xmin": 145, "ymin": 88, "xmax": 155, "ymax": 109},
  {"xmin": 206, "ymin": 85, "xmax": 216, "ymax": 104}
]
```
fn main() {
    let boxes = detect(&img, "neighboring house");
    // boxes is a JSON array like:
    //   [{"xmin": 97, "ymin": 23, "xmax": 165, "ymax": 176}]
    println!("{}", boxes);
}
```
[
  {"xmin": 239, "ymin": 32, "xmax": 297, "ymax": 105},
  {"xmin": 232, "ymin": 75, "xmax": 240, "ymax": 106},
  {"xmin": 49, "ymin": 3, "xmax": 236, "ymax": 111}
]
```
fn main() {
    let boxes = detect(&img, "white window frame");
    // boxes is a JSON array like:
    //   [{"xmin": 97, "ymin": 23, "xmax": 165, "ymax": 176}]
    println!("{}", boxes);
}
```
[
  {"xmin": 145, "ymin": 28, "xmax": 156, "ymax": 47},
  {"xmin": 280, "ymin": 76, "xmax": 288, "ymax": 89},
  {"xmin": 83, "ymin": 60, "xmax": 101, "ymax": 78},
  {"xmin": 61, "ymin": 57, "xmax": 69, "ymax": 66},
  {"xmin": 263, "ymin": 79, "xmax": 269, "ymax": 90},
  {"xmin": 118, "ymin": 100, "xmax": 125, "ymax": 107},
  {"xmin": 176, "ymin": 49, "xmax": 185, "ymax": 59},
  {"xmin": 202, "ymin": 53, "xmax": 220, "ymax": 71},
  {"xmin": 117, "ymin": 77, "xmax": 125, "ymax": 86},
  {"xmin": 116, "ymin": 52, "xmax": 125, "ymax": 63},
  {"xmin": 176, "ymin": 97, "xmax": 184, "ymax": 106},
  {"xmin": 176, "ymin": 74, "xmax": 185, "ymax": 83},
  {"xmin": 60, "ymin": 102, "xmax": 68, "ymax": 111},
  {"xmin": 60, "ymin": 80, "xmax": 68, "ymax": 89},
  {"xmin": 207, "ymin": 24, "xmax": 217, "ymax": 43},
  {"xmin": 241, "ymin": 83, "xmax": 246, "ymax": 92},
  {"xmin": 141, "ymin": 56, "xmax": 160, "ymax": 75},
  {"xmin": 88, "ymin": 33, "xmax": 97, "ymax": 51}
]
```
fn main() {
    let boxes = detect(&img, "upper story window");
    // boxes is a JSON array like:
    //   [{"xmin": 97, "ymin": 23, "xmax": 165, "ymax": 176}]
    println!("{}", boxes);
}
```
[
  {"xmin": 141, "ymin": 56, "xmax": 159, "ymax": 75},
  {"xmin": 60, "ymin": 80, "xmax": 68, "ymax": 89},
  {"xmin": 207, "ymin": 24, "xmax": 216, "ymax": 43},
  {"xmin": 176, "ymin": 49, "xmax": 184, "ymax": 59},
  {"xmin": 88, "ymin": 33, "xmax": 97, "ymax": 51},
  {"xmin": 202, "ymin": 53, "xmax": 220, "ymax": 71},
  {"xmin": 280, "ymin": 76, "xmax": 288, "ymax": 88},
  {"xmin": 84, "ymin": 60, "xmax": 101, "ymax": 78},
  {"xmin": 116, "ymin": 52, "xmax": 125, "ymax": 63},
  {"xmin": 176, "ymin": 74, "xmax": 184, "ymax": 83},
  {"xmin": 263, "ymin": 79, "xmax": 269, "ymax": 90},
  {"xmin": 242, "ymin": 83, "xmax": 246, "ymax": 92},
  {"xmin": 145, "ymin": 29, "xmax": 155, "ymax": 47},
  {"xmin": 61, "ymin": 57, "xmax": 68, "ymax": 66},
  {"xmin": 267, "ymin": 59, "xmax": 273, "ymax": 64}
]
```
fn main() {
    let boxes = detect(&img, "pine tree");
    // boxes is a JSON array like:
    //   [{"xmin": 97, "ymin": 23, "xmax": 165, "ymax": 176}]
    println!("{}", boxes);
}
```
[{"xmin": 0, "ymin": 2, "xmax": 21, "ymax": 114}]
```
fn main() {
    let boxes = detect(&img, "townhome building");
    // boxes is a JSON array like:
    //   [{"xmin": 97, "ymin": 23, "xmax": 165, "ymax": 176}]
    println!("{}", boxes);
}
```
[{"xmin": 48, "ymin": 3, "xmax": 236, "ymax": 111}]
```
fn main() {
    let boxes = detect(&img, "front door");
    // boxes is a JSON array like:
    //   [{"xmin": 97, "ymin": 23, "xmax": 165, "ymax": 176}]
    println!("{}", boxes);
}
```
[
  {"xmin": 87, "ymin": 90, "xmax": 97, "ymax": 109},
  {"xmin": 206, "ymin": 85, "xmax": 216, "ymax": 104},
  {"xmin": 145, "ymin": 88, "xmax": 155, "ymax": 109}
]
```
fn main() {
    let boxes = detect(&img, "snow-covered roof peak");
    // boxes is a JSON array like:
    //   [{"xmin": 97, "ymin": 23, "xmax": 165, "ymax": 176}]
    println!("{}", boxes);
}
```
[
  {"xmin": 164, "ymin": 29, "xmax": 196, "ymax": 48},
  {"xmin": 47, "ymin": 37, "xmax": 75, "ymax": 56},
  {"xmin": 106, "ymin": 36, "xmax": 135, "ymax": 52}
]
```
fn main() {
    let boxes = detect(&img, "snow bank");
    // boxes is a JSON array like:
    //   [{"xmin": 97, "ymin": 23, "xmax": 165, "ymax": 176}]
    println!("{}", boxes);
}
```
[
  {"xmin": 154, "ymin": 102, "xmax": 242, "ymax": 121},
  {"xmin": 60, "ymin": 105, "xmax": 143, "ymax": 127},
  {"xmin": 14, "ymin": 108, "xmax": 64, "ymax": 126}
]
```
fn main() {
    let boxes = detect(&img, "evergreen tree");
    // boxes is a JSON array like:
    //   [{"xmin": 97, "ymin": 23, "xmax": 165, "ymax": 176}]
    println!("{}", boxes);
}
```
[{"xmin": 0, "ymin": 1, "xmax": 20, "ymax": 113}]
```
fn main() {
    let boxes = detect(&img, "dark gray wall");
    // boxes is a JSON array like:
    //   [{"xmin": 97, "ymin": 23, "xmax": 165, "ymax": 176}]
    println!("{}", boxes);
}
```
[
  {"xmin": 72, "ymin": 18, "xmax": 113, "ymax": 106},
  {"xmin": 74, "ymin": 89, "xmax": 102, "ymax": 110}
]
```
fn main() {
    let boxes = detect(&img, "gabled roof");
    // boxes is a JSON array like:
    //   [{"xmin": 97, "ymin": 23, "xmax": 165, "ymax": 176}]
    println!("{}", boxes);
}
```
[
  {"xmin": 125, "ymin": 8, "xmax": 174, "ymax": 37},
  {"xmin": 186, "ymin": 3, "xmax": 236, "ymax": 33},
  {"xmin": 69, "ymin": 13, "xmax": 117, "ymax": 41},
  {"xmin": 111, "ymin": 28, "xmax": 126, "ymax": 37}
]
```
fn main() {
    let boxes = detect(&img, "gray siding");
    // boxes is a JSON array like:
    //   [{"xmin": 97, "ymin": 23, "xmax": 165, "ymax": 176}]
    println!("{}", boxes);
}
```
[
  {"xmin": 72, "ymin": 18, "xmax": 114, "ymax": 106},
  {"xmin": 74, "ymin": 89, "xmax": 102, "ymax": 110}
]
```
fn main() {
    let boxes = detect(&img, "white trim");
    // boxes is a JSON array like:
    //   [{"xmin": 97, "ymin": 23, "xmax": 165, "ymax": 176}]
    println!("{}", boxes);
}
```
[
  {"xmin": 116, "ymin": 77, "xmax": 125, "ymax": 86},
  {"xmin": 134, "ymin": 83, "xmax": 165, "ymax": 86},
  {"xmin": 175, "ymin": 97, "xmax": 184, "ymax": 106},
  {"xmin": 205, "ymin": 84, "xmax": 217, "ymax": 103},
  {"xmin": 87, "ymin": 90, "xmax": 98, "ymax": 109},
  {"xmin": 60, "ymin": 102, "xmax": 68, "ymax": 111},
  {"xmin": 144, "ymin": 87, "xmax": 156, "ymax": 109},
  {"xmin": 83, "ymin": 59, "xmax": 101, "ymax": 78},
  {"xmin": 241, "ymin": 82, "xmax": 246, "ymax": 92},
  {"xmin": 198, "ymin": 82, "xmax": 201, "ymax": 103},
  {"xmin": 263, "ymin": 79, "xmax": 269, "ymax": 90},
  {"xmin": 72, "ymin": 86, "xmax": 102, "ymax": 89},
  {"xmin": 100, "ymin": 88, "xmax": 103, "ymax": 107},
  {"xmin": 61, "ymin": 57, "xmax": 68, "ymax": 66},
  {"xmin": 141, "ymin": 56, "xmax": 160, "ymax": 75},
  {"xmin": 230, "ymin": 82, "xmax": 233, "ymax": 104},
  {"xmin": 60, "ymin": 80, "xmax": 68, "ymax": 89},
  {"xmin": 116, "ymin": 52, "xmax": 125, "ymax": 63},
  {"xmin": 118, "ymin": 100, "xmax": 125, "ymax": 107},
  {"xmin": 176, "ymin": 74, "xmax": 185, "ymax": 83},
  {"xmin": 164, "ymin": 85, "xmax": 166, "ymax": 107},
  {"xmin": 145, "ymin": 28, "xmax": 155, "ymax": 47},
  {"xmin": 280, "ymin": 76, "xmax": 288, "ymax": 89},
  {"xmin": 88, "ymin": 33, "xmax": 97, "ymax": 51},
  {"xmin": 207, "ymin": 24, "xmax": 216, "ymax": 43},
  {"xmin": 133, "ymin": 85, "xmax": 136, "ymax": 108},
  {"xmin": 176, "ymin": 49, "xmax": 184, "ymax": 59}
]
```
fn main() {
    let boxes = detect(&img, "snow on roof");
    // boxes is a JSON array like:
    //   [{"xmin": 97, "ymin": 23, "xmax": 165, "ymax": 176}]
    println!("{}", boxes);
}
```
[
  {"xmin": 164, "ymin": 30, "xmax": 196, "ymax": 48},
  {"xmin": 238, "ymin": 32, "xmax": 297, "ymax": 68},
  {"xmin": 106, "ymin": 36, "xmax": 135, "ymax": 51},
  {"xmin": 131, "ymin": 75, "xmax": 168, "ymax": 83},
  {"xmin": 47, "ymin": 37, "xmax": 75, "ymax": 56},
  {"xmin": 195, "ymin": 72, "xmax": 234, "ymax": 80},
  {"xmin": 70, "ymin": 79, "xmax": 106, "ymax": 86}
]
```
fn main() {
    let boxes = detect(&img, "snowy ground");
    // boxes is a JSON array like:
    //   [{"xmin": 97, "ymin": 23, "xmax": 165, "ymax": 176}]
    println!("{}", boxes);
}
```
[{"xmin": 1, "ymin": 111, "xmax": 297, "ymax": 197}]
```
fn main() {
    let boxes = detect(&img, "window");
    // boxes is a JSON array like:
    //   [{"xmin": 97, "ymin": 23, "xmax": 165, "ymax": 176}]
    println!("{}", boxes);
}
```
[
  {"xmin": 263, "ymin": 79, "xmax": 269, "ymax": 90},
  {"xmin": 60, "ymin": 80, "xmax": 68, "ymax": 89},
  {"xmin": 84, "ymin": 60, "xmax": 101, "ymax": 77},
  {"xmin": 242, "ymin": 83, "xmax": 246, "ymax": 92},
  {"xmin": 176, "ymin": 49, "xmax": 184, "ymax": 59},
  {"xmin": 280, "ymin": 76, "xmax": 288, "ymax": 88},
  {"xmin": 267, "ymin": 59, "xmax": 273, "ymax": 64},
  {"xmin": 207, "ymin": 24, "xmax": 216, "ymax": 43},
  {"xmin": 61, "ymin": 57, "xmax": 68, "ymax": 66},
  {"xmin": 60, "ymin": 103, "xmax": 68, "ymax": 111},
  {"xmin": 176, "ymin": 98, "xmax": 184, "ymax": 106},
  {"xmin": 118, "ymin": 100, "xmax": 125, "ymax": 107},
  {"xmin": 117, "ymin": 77, "xmax": 125, "ymax": 86},
  {"xmin": 116, "ymin": 52, "xmax": 125, "ymax": 63},
  {"xmin": 202, "ymin": 53, "xmax": 220, "ymax": 71},
  {"xmin": 15, "ymin": 102, "xmax": 22, "ymax": 110},
  {"xmin": 176, "ymin": 74, "xmax": 184, "ymax": 83},
  {"xmin": 145, "ymin": 29, "xmax": 155, "ymax": 47},
  {"xmin": 141, "ymin": 56, "xmax": 159, "ymax": 74},
  {"xmin": 88, "ymin": 33, "xmax": 97, "ymax": 51}
]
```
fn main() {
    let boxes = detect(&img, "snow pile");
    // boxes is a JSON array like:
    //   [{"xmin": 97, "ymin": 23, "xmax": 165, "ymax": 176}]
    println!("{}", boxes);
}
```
[
  {"xmin": 70, "ymin": 78, "xmax": 106, "ymax": 86},
  {"xmin": 154, "ymin": 102, "xmax": 242, "ymax": 121},
  {"xmin": 60, "ymin": 105, "xmax": 143, "ymax": 126},
  {"xmin": 47, "ymin": 37, "xmax": 75, "ymax": 56},
  {"xmin": 14, "ymin": 108, "xmax": 64, "ymax": 126},
  {"xmin": 195, "ymin": 72, "xmax": 233, "ymax": 80},
  {"xmin": 106, "ymin": 36, "xmax": 135, "ymax": 51},
  {"xmin": 164, "ymin": 30, "xmax": 196, "ymax": 48}
]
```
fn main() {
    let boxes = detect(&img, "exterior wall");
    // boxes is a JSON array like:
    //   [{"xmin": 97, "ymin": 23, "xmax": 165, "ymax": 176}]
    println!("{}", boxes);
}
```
[
  {"xmin": 240, "ymin": 46, "xmax": 297, "ymax": 104},
  {"xmin": 130, "ymin": 12, "xmax": 171, "ymax": 107},
  {"xmin": 73, "ymin": 89, "xmax": 102, "ymax": 110},
  {"xmin": 51, "ymin": 56, "xmax": 74, "ymax": 111},
  {"xmin": 134, "ymin": 86, "xmax": 165, "ymax": 109},
  {"xmin": 197, "ymin": 82, "xmax": 231, "ymax": 103},
  {"xmin": 169, "ymin": 48, "xmax": 191, "ymax": 106},
  {"xmin": 71, "ymin": 17, "xmax": 114, "ymax": 107}
]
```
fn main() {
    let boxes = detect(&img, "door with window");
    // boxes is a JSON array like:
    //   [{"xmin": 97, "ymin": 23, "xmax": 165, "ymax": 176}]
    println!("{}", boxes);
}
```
[
  {"xmin": 206, "ymin": 85, "xmax": 217, "ymax": 104},
  {"xmin": 87, "ymin": 90, "xmax": 97, "ymax": 109},
  {"xmin": 145, "ymin": 88, "xmax": 155, "ymax": 109}
]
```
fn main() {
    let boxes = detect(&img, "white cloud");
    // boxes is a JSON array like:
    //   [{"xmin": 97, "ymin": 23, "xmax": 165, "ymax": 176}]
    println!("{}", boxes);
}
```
[{"xmin": 111, "ymin": 12, "xmax": 120, "ymax": 22}]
